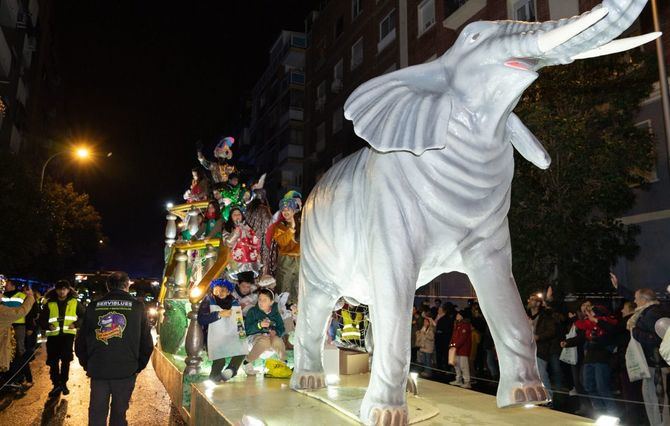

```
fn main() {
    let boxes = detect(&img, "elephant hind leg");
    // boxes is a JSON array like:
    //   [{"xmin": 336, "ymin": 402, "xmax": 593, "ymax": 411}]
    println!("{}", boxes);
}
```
[
  {"xmin": 462, "ymin": 234, "xmax": 549, "ymax": 408},
  {"xmin": 290, "ymin": 273, "xmax": 338, "ymax": 391}
]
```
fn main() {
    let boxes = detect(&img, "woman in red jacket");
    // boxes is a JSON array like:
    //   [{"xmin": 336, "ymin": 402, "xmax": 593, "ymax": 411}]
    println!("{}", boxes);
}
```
[{"xmin": 449, "ymin": 311, "xmax": 472, "ymax": 389}]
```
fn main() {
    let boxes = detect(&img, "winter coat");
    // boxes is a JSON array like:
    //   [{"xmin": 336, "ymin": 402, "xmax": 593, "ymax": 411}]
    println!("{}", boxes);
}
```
[
  {"xmin": 75, "ymin": 289, "xmax": 153, "ymax": 380},
  {"xmin": 416, "ymin": 324, "xmax": 435, "ymax": 354},
  {"xmin": 244, "ymin": 303, "xmax": 285, "ymax": 337},
  {"xmin": 435, "ymin": 314, "xmax": 454, "ymax": 351},
  {"xmin": 38, "ymin": 288, "xmax": 85, "ymax": 337},
  {"xmin": 450, "ymin": 320, "xmax": 472, "ymax": 357},
  {"xmin": 0, "ymin": 294, "xmax": 34, "ymax": 371},
  {"xmin": 564, "ymin": 316, "xmax": 617, "ymax": 365},
  {"xmin": 529, "ymin": 307, "xmax": 561, "ymax": 361}
]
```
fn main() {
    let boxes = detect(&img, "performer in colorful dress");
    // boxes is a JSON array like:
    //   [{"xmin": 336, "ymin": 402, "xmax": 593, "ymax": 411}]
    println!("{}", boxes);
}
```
[
  {"xmin": 271, "ymin": 198, "xmax": 300, "ymax": 302},
  {"xmin": 197, "ymin": 137, "xmax": 237, "ymax": 184},
  {"xmin": 223, "ymin": 206, "xmax": 261, "ymax": 280},
  {"xmin": 219, "ymin": 173, "xmax": 248, "ymax": 221}
]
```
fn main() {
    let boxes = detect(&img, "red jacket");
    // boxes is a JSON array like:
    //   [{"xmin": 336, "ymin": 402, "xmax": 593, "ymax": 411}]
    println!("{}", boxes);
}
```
[{"xmin": 449, "ymin": 321, "xmax": 472, "ymax": 356}]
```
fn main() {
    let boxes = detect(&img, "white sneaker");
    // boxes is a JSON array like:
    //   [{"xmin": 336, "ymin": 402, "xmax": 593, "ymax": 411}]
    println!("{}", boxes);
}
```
[
  {"xmin": 568, "ymin": 387, "xmax": 578, "ymax": 396},
  {"xmin": 449, "ymin": 380, "xmax": 461, "ymax": 386},
  {"xmin": 243, "ymin": 363, "xmax": 257, "ymax": 376},
  {"xmin": 461, "ymin": 382, "xmax": 472, "ymax": 389},
  {"xmin": 221, "ymin": 369, "xmax": 233, "ymax": 381}
]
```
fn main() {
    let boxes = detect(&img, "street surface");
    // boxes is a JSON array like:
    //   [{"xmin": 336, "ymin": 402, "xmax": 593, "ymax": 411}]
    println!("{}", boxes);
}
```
[{"xmin": 0, "ymin": 343, "xmax": 185, "ymax": 426}]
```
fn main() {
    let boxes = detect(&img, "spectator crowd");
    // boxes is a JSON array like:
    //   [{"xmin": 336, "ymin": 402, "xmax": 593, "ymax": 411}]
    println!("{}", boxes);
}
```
[{"xmin": 410, "ymin": 273, "xmax": 670, "ymax": 426}]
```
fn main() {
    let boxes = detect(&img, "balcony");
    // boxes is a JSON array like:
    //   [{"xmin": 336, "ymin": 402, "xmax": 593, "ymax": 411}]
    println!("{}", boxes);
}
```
[
  {"xmin": 443, "ymin": 0, "xmax": 485, "ymax": 30},
  {"xmin": 279, "ymin": 107, "xmax": 304, "ymax": 125},
  {"xmin": 0, "ymin": 0, "xmax": 19, "ymax": 28},
  {"xmin": 278, "ymin": 144, "xmax": 304, "ymax": 164},
  {"xmin": 0, "ymin": 29, "xmax": 12, "ymax": 78}
]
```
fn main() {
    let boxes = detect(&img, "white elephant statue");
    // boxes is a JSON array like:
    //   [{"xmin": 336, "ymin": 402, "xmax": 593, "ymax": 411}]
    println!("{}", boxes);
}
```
[{"xmin": 290, "ymin": 1, "xmax": 659, "ymax": 424}]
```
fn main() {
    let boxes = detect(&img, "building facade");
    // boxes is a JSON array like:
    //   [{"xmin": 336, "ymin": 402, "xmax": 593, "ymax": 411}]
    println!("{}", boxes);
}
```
[
  {"xmin": 302, "ymin": 0, "xmax": 670, "ymax": 296},
  {"xmin": 249, "ymin": 30, "xmax": 307, "ymax": 204},
  {"xmin": 0, "ymin": 0, "xmax": 48, "ymax": 155}
]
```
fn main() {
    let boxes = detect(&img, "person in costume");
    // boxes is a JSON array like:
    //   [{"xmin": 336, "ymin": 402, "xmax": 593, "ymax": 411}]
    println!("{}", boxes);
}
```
[
  {"xmin": 204, "ymin": 201, "xmax": 223, "ymax": 239},
  {"xmin": 219, "ymin": 173, "xmax": 248, "ymax": 221},
  {"xmin": 197, "ymin": 279, "xmax": 248, "ymax": 381},
  {"xmin": 183, "ymin": 168, "xmax": 210, "ymax": 203},
  {"xmin": 0, "ymin": 276, "xmax": 35, "ymax": 375},
  {"xmin": 197, "ymin": 137, "xmax": 237, "ymax": 184},
  {"xmin": 38, "ymin": 280, "xmax": 85, "ymax": 397},
  {"xmin": 242, "ymin": 288, "xmax": 286, "ymax": 375},
  {"xmin": 271, "ymin": 198, "xmax": 301, "ymax": 301},
  {"xmin": 223, "ymin": 206, "xmax": 261, "ymax": 279},
  {"xmin": 244, "ymin": 178, "xmax": 276, "ymax": 276}
]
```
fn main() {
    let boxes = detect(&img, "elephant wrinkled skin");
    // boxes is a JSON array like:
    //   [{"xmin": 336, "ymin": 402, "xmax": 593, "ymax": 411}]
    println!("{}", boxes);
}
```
[{"xmin": 290, "ymin": 1, "xmax": 658, "ymax": 424}]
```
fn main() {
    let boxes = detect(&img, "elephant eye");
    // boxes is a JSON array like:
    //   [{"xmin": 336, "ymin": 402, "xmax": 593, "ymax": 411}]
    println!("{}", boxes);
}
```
[{"xmin": 470, "ymin": 33, "xmax": 480, "ymax": 42}]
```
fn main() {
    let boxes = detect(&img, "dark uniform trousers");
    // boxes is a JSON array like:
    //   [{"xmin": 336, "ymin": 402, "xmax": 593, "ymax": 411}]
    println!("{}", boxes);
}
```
[
  {"xmin": 89, "ymin": 375, "xmax": 137, "ymax": 426},
  {"xmin": 46, "ymin": 334, "xmax": 75, "ymax": 385}
]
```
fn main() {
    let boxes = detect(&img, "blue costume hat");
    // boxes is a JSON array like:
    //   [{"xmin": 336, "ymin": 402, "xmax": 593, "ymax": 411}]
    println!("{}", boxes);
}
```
[
  {"xmin": 278, "ymin": 197, "xmax": 298, "ymax": 211},
  {"xmin": 211, "ymin": 278, "xmax": 235, "ymax": 292}
]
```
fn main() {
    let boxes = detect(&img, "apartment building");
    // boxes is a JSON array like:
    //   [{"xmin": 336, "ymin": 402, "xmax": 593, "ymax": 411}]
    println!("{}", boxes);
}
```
[
  {"xmin": 302, "ymin": 0, "xmax": 670, "ymax": 294},
  {"xmin": 249, "ymin": 30, "xmax": 307, "ymax": 203},
  {"xmin": 0, "ymin": 0, "xmax": 45, "ymax": 154}
]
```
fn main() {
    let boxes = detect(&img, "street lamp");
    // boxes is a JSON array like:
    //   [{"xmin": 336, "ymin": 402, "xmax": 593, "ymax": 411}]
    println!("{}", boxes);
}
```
[{"xmin": 39, "ymin": 145, "xmax": 105, "ymax": 191}]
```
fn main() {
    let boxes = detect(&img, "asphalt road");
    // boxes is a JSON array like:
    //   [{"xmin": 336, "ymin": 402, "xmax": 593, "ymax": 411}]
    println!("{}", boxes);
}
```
[{"xmin": 0, "ymin": 343, "xmax": 185, "ymax": 426}]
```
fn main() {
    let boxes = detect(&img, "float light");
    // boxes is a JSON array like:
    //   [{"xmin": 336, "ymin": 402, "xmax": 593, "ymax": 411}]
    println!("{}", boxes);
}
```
[
  {"xmin": 166, "ymin": 202, "xmax": 174, "ymax": 209},
  {"xmin": 326, "ymin": 374, "xmax": 340, "ymax": 385},
  {"xmin": 190, "ymin": 286, "xmax": 203, "ymax": 299},
  {"xmin": 595, "ymin": 415, "xmax": 620, "ymax": 426}
]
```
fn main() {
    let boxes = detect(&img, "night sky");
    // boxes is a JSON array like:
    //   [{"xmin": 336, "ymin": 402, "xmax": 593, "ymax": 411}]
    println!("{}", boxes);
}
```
[{"xmin": 52, "ymin": 1, "xmax": 315, "ymax": 278}]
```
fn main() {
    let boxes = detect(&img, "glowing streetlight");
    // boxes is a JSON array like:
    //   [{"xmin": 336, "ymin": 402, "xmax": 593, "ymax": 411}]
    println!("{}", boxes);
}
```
[{"xmin": 40, "ymin": 145, "xmax": 97, "ymax": 191}]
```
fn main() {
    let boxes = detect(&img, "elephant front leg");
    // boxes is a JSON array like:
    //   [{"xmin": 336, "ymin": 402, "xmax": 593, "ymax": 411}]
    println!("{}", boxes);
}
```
[
  {"xmin": 463, "ymin": 232, "xmax": 548, "ymax": 408},
  {"xmin": 290, "ymin": 273, "xmax": 337, "ymax": 391},
  {"xmin": 359, "ymin": 273, "xmax": 414, "ymax": 426}
]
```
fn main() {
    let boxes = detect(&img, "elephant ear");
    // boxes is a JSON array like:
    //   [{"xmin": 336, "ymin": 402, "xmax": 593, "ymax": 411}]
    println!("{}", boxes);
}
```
[{"xmin": 344, "ymin": 61, "xmax": 452, "ymax": 156}]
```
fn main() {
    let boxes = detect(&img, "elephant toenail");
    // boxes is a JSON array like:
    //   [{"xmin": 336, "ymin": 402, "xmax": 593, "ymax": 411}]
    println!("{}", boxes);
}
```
[{"xmin": 514, "ymin": 388, "xmax": 526, "ymax": 402}]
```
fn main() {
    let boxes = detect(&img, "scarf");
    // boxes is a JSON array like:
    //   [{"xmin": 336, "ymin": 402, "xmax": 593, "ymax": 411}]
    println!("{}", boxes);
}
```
[{"xmin": 627, "ymin": 300, "xmax": 660, "ymax": 331}]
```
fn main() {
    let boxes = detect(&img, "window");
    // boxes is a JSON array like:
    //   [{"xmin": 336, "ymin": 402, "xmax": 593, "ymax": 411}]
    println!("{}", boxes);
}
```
[
  {"xmin": 513, "ymin": 0, "xmax": 536, "ymax": 21},
  {"xmin": 378, "ymin": 9, "xmax": 396, "ymax": 52},
  {"xmin": 351, "ymin": 37, "xmax": 364, "ymax": 69},
  {"xmin": 352, "ymin": 0, "xmax": 363, "ymax": 19},
  {"xmin": 332, "ymin": 59, "xmax": 344, "ymax": 93},
  {"xmin": 316, "ymin": 123, "xmax": 326, "ymax": 152},
  {"xmin": 316, "ymin": 81, "xmax": 326, "ymax": 110},
  {"xmin": 418, "ymin": 0, "xmax": 435, "ymax": 36},
  {"xmin": 444, "ymin": 0, "xmax": 468, "ymax": 18},
  {"xmin": 332, "ymin": 107, "xmax": 343, "ymax": 133},
  {"xmin": 334, "ymin": 16, "xmax": 344, "ymax": 39}
]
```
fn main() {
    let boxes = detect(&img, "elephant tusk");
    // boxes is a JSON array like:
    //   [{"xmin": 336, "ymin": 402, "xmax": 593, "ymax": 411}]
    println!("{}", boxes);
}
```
[
  {"xmin": 537, "ymin": 7, "xmax": 608, "ymax": 53},
  {"xmin": 571, "ymin": 32, "xmax": 662, "ymax": 60}
]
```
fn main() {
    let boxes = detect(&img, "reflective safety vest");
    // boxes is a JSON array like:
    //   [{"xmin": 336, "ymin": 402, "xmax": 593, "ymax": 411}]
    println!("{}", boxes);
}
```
[
  {"xmin": 341, "ymin": 310, "xmax": 363, "ymax": 341},
  {"xmin": 46, "ymin": 299, "xmax": 78, "ymax": 336},
  {"xmin": 2, "ymin": 292, "xmax": 26, "ymax": 324}
]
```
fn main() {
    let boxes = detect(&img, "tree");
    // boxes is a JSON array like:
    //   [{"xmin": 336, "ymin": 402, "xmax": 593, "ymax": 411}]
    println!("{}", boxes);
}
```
[
  {"xmin": 39, "ymin": 182, "xmax": 105, "ymax": 279},
  {"xmin": 0, "ymin": 151, "xmax": 105, "ymax": 280},
  {"xmin": 510, "ymin": 50, "xmax": 656, "ymax": 297}
]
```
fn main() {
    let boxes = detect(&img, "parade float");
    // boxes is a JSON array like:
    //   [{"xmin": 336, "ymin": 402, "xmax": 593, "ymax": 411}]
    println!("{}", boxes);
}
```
[{"xmin": 152, "ymin": 1, "xmax": 657, "ymax": 424}]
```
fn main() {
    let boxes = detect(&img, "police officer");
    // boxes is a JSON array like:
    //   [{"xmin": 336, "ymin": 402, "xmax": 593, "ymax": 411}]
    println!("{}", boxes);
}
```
[
  {"xmin": 39, "ymin": 280, "xmax": 85, "ymax": 397},
  {"xmin": 75, "ymin": 272, "xmax": 153, "ymax": 426}
]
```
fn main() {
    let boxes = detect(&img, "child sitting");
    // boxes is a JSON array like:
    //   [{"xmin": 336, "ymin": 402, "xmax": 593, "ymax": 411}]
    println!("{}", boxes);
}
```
[
  {"xmin": 242, "ymin": 288, "xmax": 286, "ymax": 375},
  {"xmin": 197, "ymin": 279, "xmax": 247, "ymax": 381},
  {"xmin": 449, "ymin": 311, "xmax": 472, "ymax": 389}
]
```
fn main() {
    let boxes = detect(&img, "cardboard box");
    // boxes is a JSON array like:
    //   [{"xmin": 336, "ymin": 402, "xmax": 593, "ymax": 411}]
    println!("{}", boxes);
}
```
[{"xmin": 339, "ymin": 348, "xmax": 370, "ymax": 375}]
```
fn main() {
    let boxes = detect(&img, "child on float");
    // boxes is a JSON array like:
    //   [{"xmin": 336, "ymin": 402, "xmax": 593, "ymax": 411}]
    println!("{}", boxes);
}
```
[
  {"xmin": 204, "ymin": 201, "xmax": 223, "ymax": 238},
  {"xmin": 197, "ymin": 279, "xmax": 248, "ymax": 381},
  {"xmin": 183, "ymin": 167, "xmax": 210, "ymax": 203},
  {"xmin": 232, "ymin": 271, "xmax": 258, "ymax": 315},
  {"xmin": 242, "ymin": 288, "xmax": 286, "ymax": 375},
  {"xmin": 222, "ymin": 206, "xmax": 261, "ymax": 278},
  {"xmin": 449, "ymin": 310, "xmax": 472, "ymax": 389}
]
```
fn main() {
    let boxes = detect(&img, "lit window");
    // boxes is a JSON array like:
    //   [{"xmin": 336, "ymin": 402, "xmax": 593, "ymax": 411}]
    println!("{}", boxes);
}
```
[
  {"xmin": 351, "ymin": 37, "xmax": 364, "ymax": 69},
  {"xmin": 418, "ymin": 0, "xmax": 435, "ymax": 36}
]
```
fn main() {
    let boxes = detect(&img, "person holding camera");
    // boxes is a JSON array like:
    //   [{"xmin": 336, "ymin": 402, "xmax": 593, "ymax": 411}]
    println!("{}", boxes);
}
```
[{"xmin": 243, "ymin": 288, "xmax": 285, "ymax": 375}]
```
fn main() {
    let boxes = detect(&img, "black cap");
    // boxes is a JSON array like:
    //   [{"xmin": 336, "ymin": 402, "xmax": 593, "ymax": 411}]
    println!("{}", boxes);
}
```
[
  {"xmin": 55, "ymin": 280, "xmax": 70, "ymax": 289},
  {"xmin": 236, "ymin": 271, "xmax": 255, "ymax": 284}
]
